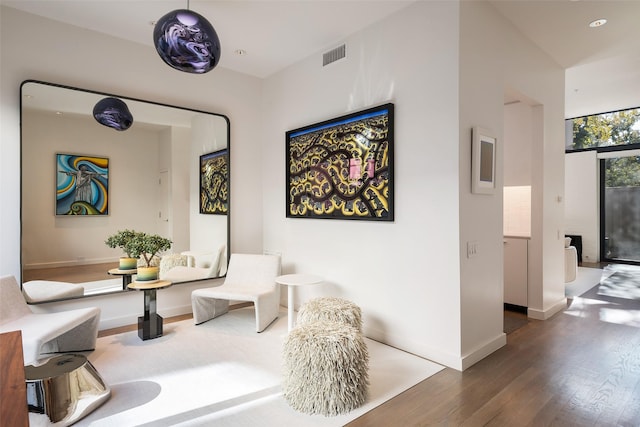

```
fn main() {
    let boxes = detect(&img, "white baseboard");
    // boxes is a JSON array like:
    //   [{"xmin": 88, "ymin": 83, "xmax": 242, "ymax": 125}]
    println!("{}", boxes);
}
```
[
  {"xmin": 24, "ymin": 257, "xmax": 117, "ymax": 270},
  {"xmin": 365, "ymin": 323, "xmax": 506, "ymax": 372},
  {"xmin": 527, "ymin": 298, "xmax": 567, "ymax": 320},
  {"xmin": 460, "ymin": 333, "xmax": 507, "ymax": 371}
]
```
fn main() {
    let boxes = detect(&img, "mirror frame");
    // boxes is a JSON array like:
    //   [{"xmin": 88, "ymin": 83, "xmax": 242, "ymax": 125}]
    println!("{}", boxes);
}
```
[{"xmin": 20, "ymin": 80, "xmax": 231, "ymax": 302}]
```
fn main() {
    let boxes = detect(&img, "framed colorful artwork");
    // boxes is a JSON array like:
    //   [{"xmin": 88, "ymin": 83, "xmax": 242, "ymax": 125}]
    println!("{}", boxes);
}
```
[
  {"xmin": 56, "ymin": 153, "xmax": 109, "ymax": 215},
  {"xmin": 200, "ymin": 149, "xmax": 229, "ymax": 214},
  {"xmin": 286, "ymin": 103, "xmax": 394, "ymax": 221}
]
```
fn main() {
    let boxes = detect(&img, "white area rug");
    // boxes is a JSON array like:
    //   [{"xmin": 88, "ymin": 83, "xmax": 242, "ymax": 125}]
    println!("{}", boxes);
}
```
[
  {"xmin": 77, "ymin": 307, "xmax": 443, "ymax": 426},
  {"xmin": 565, "ymin": 267, "xmax": 613, "ymax": 297}
]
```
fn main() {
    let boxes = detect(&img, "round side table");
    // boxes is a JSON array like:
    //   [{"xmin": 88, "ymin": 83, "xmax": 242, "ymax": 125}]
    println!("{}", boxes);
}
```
[
  {"xmin": 108, "ymin": 268, "xmax": 137, "ymax": 290},
  {"xmin": 128, "ymin": 280, "xmax": 172, "ymax": 340},
  {"xmin": 275, "ymin": 274, "xmax": 323, "ymax": 331}
]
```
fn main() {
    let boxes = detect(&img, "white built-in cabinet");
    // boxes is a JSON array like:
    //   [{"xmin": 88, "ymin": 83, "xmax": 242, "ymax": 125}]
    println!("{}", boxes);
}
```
[{"xmin": 503, "ymin": 237, "xmax": 529, "ymax": 307}]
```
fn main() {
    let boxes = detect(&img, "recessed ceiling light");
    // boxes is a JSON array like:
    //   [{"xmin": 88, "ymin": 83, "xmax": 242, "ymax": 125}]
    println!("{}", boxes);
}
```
[
  {"xmin": 589, "ymin": 18, "xmax": 607, "ymax": 28},
  {"xmin": 234, "ymin": 49, "xmax": 247, "ymax": 56}
]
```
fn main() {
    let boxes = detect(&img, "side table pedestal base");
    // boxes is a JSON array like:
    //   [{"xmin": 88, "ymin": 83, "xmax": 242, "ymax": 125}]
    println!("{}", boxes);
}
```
[{"xmin": 138, "ymin": 313, "xmax": 163, "ymax": 340}]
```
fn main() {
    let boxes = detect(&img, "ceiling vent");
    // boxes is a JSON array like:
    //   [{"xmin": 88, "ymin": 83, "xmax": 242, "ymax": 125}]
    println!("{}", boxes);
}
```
[{"xmin": 323, "ymin": 44, "xmax": 346, "ymax": 67}]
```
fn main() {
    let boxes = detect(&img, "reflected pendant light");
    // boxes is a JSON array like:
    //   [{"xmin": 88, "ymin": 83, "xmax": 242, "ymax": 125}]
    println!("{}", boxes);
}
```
[
  {"xmin": 93, "ymin": 97, "xmax": 133, "ymax": 131},
  {"xmin": 153, "ymin": 5, "xmax": 221, "ymax": 74}
]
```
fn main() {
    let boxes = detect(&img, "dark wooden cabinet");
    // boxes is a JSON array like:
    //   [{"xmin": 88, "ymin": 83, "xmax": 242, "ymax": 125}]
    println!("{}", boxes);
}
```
[{"xmin": 0, "ymin": 331, "xmax": 29, "ymax": 426}]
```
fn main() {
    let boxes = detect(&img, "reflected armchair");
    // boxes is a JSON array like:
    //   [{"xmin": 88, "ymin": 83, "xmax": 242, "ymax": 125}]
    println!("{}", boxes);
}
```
[
  {"xmin": 163, "ymin": 245, "xmax": 226, "ymax": 282},
  {"xmin": 159, "ymin": 253, "xmax": 190, "ymax": 279},
  {"xmin": 0, "ymin": 275, "xmax": 100, "ymax": 365},
  {"xmin": 191, "ymin": 253, "xmax": 281, "ymax": 332}
]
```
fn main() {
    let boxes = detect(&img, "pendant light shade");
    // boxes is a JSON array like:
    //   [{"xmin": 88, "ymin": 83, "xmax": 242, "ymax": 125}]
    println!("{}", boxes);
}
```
[
  {"xmin": 93, "ymin": 97, "xmax": 133, "ymax": 131},
  {"xmin": 153, "ymin": 9, "xmax": 221, "ymax": 74}
]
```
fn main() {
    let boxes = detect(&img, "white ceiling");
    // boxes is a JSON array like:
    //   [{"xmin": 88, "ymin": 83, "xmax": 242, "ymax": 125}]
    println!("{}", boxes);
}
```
[
  {"xmin": 3, "ymin": 0, "xmax": 640, "ymax": 118},
  {"xmin": 489, "ymin": 0, "xmax": 640, "ymax": 118}
]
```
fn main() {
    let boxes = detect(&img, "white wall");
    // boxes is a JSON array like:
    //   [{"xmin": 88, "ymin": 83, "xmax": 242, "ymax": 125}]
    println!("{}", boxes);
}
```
[
  {"xmin": 159, "ymin": 126, "xmax": 191, "ymax": 252},
  {"xmin": 504, "ymin": 102, "xmax": 533, "ymax": 186},
  {"xmin": 262, "ymin": 1, "xmax": 464, "ymax": 368},
  {"xmin": 261, "ymin": 0, "xmax": 566, "ymax": 370},
  {"xmin": 458, "ymin": 0, "xmax": 565, "ymax": 363},
  {"xmin": 469, "ymin": 10, "xmax": 567, "ymax": 323},
  {"xmin": 0, "ymin": 6, "xmax": 263, "ymax": 327},
  {"xmin": 503, "ymin": 102, "xmax": 534, "ymax": 239},
  {"xmin": 189, "ymin": 115, "xmax": 229, "ymax": 255},
  {"xmin": 458, "ymin": 1, "xmax": 507, "ymax": 368},
  {"xmin": 565, "ymin": 150, "xmax": 599, "ymax": 262}
]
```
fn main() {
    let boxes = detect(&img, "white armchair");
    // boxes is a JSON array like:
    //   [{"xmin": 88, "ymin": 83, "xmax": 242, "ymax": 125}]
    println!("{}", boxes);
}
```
[
  {"xmin": 0, "ymin": 275, "xmax": 101, "ymax": 365},
  {"xmin": 191, "ymin": 253, "xmax": 281, "ymax": 332}
]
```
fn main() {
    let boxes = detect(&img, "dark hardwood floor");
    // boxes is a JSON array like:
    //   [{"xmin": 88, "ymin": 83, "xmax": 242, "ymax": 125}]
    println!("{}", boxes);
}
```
[
  {"xmin": 347, "ymin": 292, "xmax": 640, "ymax": 426},
  {"xmin": 22, "ymin": 262, "xmax": 115, "ymax": 283}
]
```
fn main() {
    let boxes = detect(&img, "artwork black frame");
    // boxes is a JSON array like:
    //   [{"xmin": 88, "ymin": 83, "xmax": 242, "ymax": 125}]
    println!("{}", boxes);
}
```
[
  {"xmin": 199, "ymin": 149, "xmax": 229, "ymax": 215},
  {"xmin": 286, "ymin": 103, "xmax": 394, "ymax": 221}
]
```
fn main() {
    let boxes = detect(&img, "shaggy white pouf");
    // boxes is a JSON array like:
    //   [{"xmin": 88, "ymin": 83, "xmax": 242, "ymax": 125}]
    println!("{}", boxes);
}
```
[
  {"xmin": 297, "ymin": 297, "xmax": 363, "ymax": 332},
  {"xmin": 283, "ymin": 321, "xmax": 369, "ymax": 416}
]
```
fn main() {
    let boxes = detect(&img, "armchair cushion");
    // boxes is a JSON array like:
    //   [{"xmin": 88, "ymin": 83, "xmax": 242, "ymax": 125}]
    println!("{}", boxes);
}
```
[
  {"xmin": 159, "ymin": 253, "xmax": 190, "ymax": 279},
  {"xmin": 0, "ymin": 275, "xmax": 100, "ymax": 365},
  {"xmin": 22, "ymin": 280, "xmax": 85, "ymax": 303}
]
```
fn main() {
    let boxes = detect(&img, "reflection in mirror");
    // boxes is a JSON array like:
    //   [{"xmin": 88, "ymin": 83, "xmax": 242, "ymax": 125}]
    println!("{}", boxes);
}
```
[{"xmin": 21, "ymin": 80, "xmax": 230, "ymax": 303}]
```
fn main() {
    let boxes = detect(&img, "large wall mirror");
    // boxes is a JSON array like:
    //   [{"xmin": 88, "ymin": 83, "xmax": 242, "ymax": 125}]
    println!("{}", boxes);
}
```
[{"xmin": 21, "ymin": 80, "xmax": 230, "ymax": 303}]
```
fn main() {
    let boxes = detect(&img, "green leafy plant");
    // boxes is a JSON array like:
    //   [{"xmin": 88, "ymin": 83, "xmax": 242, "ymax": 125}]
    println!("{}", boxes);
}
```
[
  {"xmin": 104, "ymin": 229, "xmax": 138, "ymax": 258},
  {"xmin": 126, "ymin": 232, "xmax": 172, "ymax": 267}
]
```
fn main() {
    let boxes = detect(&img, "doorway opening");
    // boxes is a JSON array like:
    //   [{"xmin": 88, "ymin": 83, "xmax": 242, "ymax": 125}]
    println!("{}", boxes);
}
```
[{"xmin": 600, "ymin": 154, "xmax": 640, "ymax": 265}]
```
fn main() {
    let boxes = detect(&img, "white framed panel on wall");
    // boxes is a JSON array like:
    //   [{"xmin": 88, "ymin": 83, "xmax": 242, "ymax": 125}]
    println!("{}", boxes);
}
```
[{"xmin": 471, "ymin": 127, "xmax": 497, "ymax": 195}]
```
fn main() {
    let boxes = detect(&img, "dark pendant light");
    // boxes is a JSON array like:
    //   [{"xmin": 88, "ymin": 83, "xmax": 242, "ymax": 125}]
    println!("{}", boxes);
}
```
[
  {"xmin": 93, "ymin": 97, "xmax": 133, "ymax": 131},
  {"xmin": 153, "ymin": 3, "xmax": 221, "ymax": 74}
]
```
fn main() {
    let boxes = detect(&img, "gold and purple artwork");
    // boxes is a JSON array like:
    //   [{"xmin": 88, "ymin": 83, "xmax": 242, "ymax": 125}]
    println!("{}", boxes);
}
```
[
  {"xmin": 200, "ymin": 149, "xmax": 229, "ymax": 215},
  {"xmin": 286, "ymin": 103, "xmax": 394, "ymax": 221},
  {"xmin": 56, "ymin": 154, "xmax": 109, "ymax": 215}
]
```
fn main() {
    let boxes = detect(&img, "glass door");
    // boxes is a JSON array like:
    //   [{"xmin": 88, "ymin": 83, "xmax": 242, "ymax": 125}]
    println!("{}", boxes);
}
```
[{"xmin": 601, "ymin": 155, "xmax": 640, "ymax": 263}]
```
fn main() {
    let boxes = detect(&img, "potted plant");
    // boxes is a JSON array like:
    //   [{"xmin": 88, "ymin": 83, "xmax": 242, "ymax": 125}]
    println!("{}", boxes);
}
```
[
  {"xmin": 105, "ymin": 229, "xmax": 138, "ymax": 270},
  {"xmin": 126, "ymin": 232, "xmax": 172, "ymax": 281}
]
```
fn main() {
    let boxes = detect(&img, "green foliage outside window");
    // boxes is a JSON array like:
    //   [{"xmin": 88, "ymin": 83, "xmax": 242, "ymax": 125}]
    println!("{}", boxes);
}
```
[
  {"xmin": 570, "ymin": 108, "xmax": 640, "ymax": 150},
  {"xmin": 605, "ymin": 157, "xmax": 640, "ymax": 187},
  {"xmin": 569, "ymin": 108, "xmax": 640, "ymax": 188}
]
